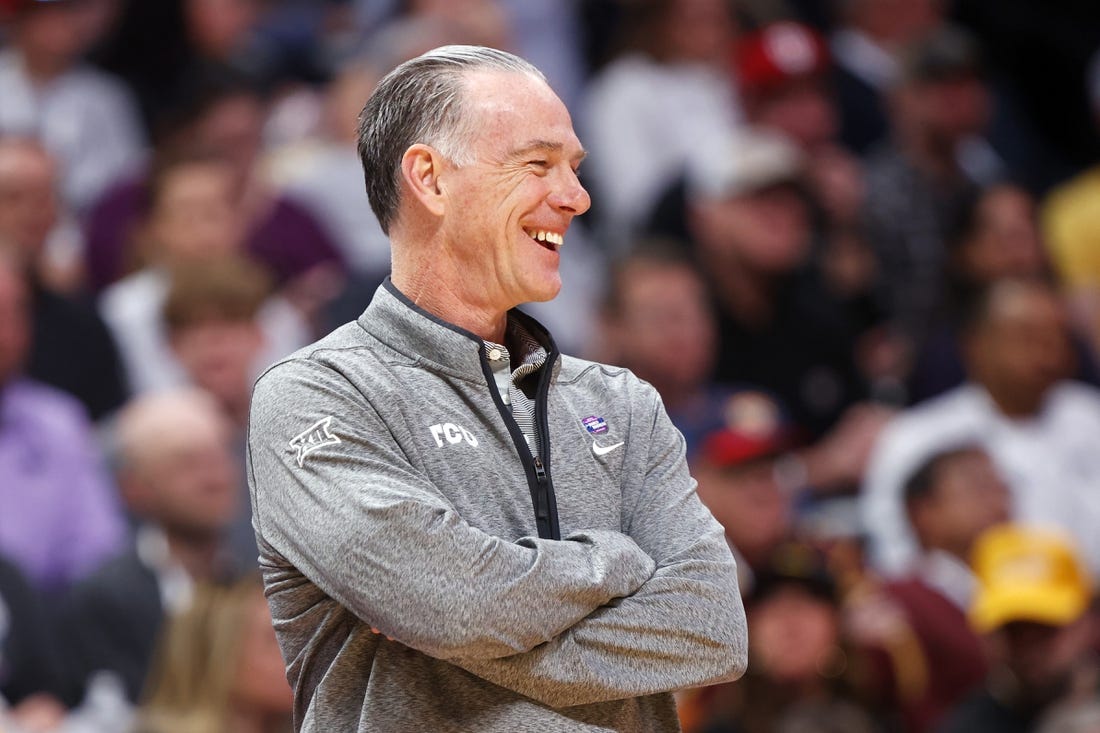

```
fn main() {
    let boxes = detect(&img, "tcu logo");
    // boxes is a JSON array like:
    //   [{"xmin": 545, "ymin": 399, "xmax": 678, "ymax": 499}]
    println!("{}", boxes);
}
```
[{"xmin": 429, "ymin": 423, "xmax": 479, "ymax": 448}]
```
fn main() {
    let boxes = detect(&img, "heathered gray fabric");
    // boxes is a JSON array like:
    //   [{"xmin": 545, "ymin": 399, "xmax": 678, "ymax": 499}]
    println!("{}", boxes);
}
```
[{"xmin": 246, "ymin": 281, "xmax": 748, "ymax": 732}]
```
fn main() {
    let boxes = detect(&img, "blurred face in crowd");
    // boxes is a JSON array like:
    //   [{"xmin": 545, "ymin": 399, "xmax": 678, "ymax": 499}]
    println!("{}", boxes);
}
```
[
  {"xmin": 170, "ymin": 318, "xmax": 264, "ymax": 415},
  {"xmin": 426, "ymin": 70, "xmax": 590, "ymax": 308},
  {"xmin": 749, "ymin": 585, "xmax": 840, "ymax": 683},
  {"xmin": 846, "ymin": 0, "xmax": 944, "ymax": 47},
  {"xmin": 0, "ymin": 141, "xmax": 57, "ymax": 261},
  {"xmin": 604, "ymin": 260, "xmax": 715, "ymax": 399},
  {"xmin": 908, "ymin": 449, "xmax": 1010, "ymax": 559},
  {"xmin": 660, "ymin": 0, "xmax": 737, "ymax": 64},
  {"xmin": 955, "ymin": 186, "xmax": 1046, "ymax": 284},
  {"xmin": 184, "ymin": 0, "xmax": 259, "ymax": 59},
  {"xmin": 989, "ymin": 617, "xmax": 1095, "ymax": 705},
  {"xmin": 897, "ymin": 74, "xmax": 991, "ymax": 150},
  {"xmin": 694, "ymin": 460, "xmax": 791, "ymax": 567},
  {"xmin": 147, "ymin": 161, "xmax": 243, "ymax": 266},
  {"xmin": 965, "ymin": 282, "xmax": 1073, "ymax": 413},
  {"xmin": 694, "ymin": 183, "xmax": 811, "ymax": 275},
  {"xmin": 14, "ymin": 2, "xmax": 87, "ymax": 76},
  {"xmin": 747, "ymin": 80, "xmax": 838, "ymax": 151},
  {"xmin": 0, "ymin": 258, "xmax": 31, "ymax": 386},
  {"xmin": 122, "ymin": 404, "xmax": 239, "ymax": 539},
  {"xmin": 191, "ymin": 93, "xmax": 265, "ymax": 189},
  {"xmin": 231, "ymin": 589, "xmax": 294, "ymax": 718}
]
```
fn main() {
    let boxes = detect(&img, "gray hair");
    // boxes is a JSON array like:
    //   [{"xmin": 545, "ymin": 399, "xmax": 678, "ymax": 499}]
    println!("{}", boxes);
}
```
[{"xmin": 356, "ymin": 45, "xmax": 545, "ymax": 234}]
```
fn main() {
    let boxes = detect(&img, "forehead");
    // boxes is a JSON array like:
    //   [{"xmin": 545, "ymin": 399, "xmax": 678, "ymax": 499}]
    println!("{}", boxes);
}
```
[
  {"xmin": 0, "ymin": 144, "xmax": 54, "ymax": 184},
  {"xmin": 459, "ymin": 70, "xmax": 582, "ymax": 157}
]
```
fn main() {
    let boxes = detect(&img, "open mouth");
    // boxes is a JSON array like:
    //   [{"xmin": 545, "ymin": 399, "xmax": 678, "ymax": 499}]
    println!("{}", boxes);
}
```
[{"xmin": 524, "ymin": 227, "xmax": 564, "ymax": 252}]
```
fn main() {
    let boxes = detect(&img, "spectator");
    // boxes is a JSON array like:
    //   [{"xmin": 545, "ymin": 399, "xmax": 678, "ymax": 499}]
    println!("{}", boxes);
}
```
[
  {"xmin": 941, "ymin": 525, "xmax": 1097, "ymax": 733},
  {"xmin": 861, "ymin": 445, "xmax": 1009, "ymax": 732},
  {"xmin": 83, "ymin": 68, "xmax": 345, "ymax": 296},
  {"xmin": 683, "ymin": 543, "xmax": 883, "ymax": 733},
  {"xmin": 0, "ymin": 0, "xmax": 144, "ymax": 211},
  {"xmin": 163, "ymin": 254, "xmax": 273, "ymax": 565},
  {"xmin": 60, "ymin": 388, "xmax": 242, "ymax": 703},
  {"xmin": 829, "ymin": 0, "xmax": 944, "ymax": 154},
  {"xmin": 733, "ymin": 21, "xmax": 882, "ymax": 346},
  {"xmin": 686, "ymin": 127, "xmax": 867, "ymax": 436},
  {"xmin": 582, "ymin": 0, "xmax": 742, "ymax": 247},
  {"xmin": 0, "ymin": 244, "xmax": 126, "ymax": 593},
  {"xmin": 97, "ymin": 150, "xmax": 309, "ymax": 394},
  {"xmin": 862, "ymin": 25, "xmax": 1002, "ymax": 346},
  {"xmin": 861, "ymin": 278, "xmax": 1100, "ymax": 577},
  {"xmin": 0, "ymin": 137, "xmax": 127, "ymax": 420},
  {"xmin": 909, "ymin": 183, "xmax": 1100, "ymax": 403},
  {"xmin": 133, "ymin": 576, "xmax": 293, "ymax": 733}
]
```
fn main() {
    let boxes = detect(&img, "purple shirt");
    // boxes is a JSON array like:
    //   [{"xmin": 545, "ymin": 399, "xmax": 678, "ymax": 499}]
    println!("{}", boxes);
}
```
[
  {"xmin": 0, "ymin": 379, "xmax": 127, "ymax": 592},
  {"xmin": 83, "ymin": 175, "xmax": 346, "ymax": 292}
]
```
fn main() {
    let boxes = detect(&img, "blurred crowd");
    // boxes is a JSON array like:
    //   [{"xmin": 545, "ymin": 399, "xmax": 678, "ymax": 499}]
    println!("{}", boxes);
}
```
[{"xmin": 2, "ymin": 0, "xmax": 1100, "ymax": 731}]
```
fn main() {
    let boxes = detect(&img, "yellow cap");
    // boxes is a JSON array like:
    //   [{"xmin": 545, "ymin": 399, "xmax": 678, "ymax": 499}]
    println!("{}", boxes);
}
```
[{"xmin": 969, "ymin": 524, "xmax": 1092, "ymax": 634}]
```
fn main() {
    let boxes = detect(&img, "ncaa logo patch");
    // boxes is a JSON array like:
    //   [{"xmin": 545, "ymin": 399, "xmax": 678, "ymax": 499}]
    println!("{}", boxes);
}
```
[{"xmin": 582, "ymin": 415, "xmax": 608, "ymax": 435}]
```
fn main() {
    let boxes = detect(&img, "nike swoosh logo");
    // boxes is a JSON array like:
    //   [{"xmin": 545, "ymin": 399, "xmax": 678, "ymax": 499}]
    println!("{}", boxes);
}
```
[{"xmin": 592, "ymin": 440, "xmax": 625, "ymax": 457}]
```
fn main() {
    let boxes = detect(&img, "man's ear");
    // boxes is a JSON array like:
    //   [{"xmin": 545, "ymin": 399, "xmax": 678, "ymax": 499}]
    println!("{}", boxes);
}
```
[{"xmin": 400, "ymin": 143, "xmax": 448, "ymax": 218}]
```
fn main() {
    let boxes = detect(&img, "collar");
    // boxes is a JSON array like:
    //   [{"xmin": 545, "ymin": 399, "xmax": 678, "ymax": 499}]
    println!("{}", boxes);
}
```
[
  {"xmin": 917, "ymin": 549, "xmax": 977, "ymax": 612},
  {"xmin": 359, "ymin": 278, "xmax": 560, "ymax": 382}
]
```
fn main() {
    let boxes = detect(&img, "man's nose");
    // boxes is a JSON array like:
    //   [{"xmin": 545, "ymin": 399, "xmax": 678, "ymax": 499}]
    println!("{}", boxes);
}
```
[{"xmin": 549, "ymin": 166, "xmax": 591, "ymax": 216}]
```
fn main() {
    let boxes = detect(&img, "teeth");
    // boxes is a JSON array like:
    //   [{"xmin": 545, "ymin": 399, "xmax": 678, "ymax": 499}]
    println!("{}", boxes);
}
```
[{"xmin": 524, "ymin": 228, "xmax": 564, "ymax": 247}]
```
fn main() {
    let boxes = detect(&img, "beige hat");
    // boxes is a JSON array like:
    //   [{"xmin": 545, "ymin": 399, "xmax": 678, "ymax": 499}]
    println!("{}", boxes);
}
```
[{"xmin": 686, "ymin": 128, "xmax": 804, "ymax": 200}]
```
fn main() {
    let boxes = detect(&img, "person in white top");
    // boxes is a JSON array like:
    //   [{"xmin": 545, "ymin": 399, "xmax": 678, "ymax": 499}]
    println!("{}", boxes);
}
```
[
  {"xmin": 862, "ymin": 277, "xmax": 1100, "ymax": 577},
  {"xmin": 0, "ymin": 0, "xmax": 144, "ymax": 211},
  {"xmin": 581, "ymin": 0, "xmax": 743, "ymax": 249}
]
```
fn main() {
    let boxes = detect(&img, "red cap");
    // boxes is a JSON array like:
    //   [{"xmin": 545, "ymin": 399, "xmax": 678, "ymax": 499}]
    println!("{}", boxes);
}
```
[
  {"xmin": 734, "ymin": 21, "xmax": 830, "ymax": 95},
  {"xmin": 699, "ymin": 391, "xmax": 792, "ymax": 467}
]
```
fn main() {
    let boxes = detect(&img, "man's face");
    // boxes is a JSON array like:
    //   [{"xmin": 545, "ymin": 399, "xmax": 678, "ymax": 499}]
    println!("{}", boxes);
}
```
[
  {"xmin": 915, "ymin": 450, "xmax": 1010, "ymax": 557},
  {"xmin": 696, "ymin": 184, "xmax": 811, "ymax": 275},
  {"xmin": 968, "ymin": 286, "xmax": 1072, "ymax": 401},
  {"xmin": 992, "ymin": 618, "xmax": 1095, "ymax": 703},
  {"xmin": 170, "ymin": 319, "xmax": 264, "ymax": 408},
  {"xmin": 610, "ymin": 262, "xmax": 715, "ymax": 392},
  {"xmin": 435, "ymin": 70, "xmax": 590, "ymax": 310},
  {"xmin": 148, "ymin": 162, "xmax": 243, "ymax": 265},
  {"xmin": 132, "ymin": 420, "xmax": 239, "ymax": 538},
  {"xmin": 0, "ymin": 144, "xmax": 58, "ymax": 260}
]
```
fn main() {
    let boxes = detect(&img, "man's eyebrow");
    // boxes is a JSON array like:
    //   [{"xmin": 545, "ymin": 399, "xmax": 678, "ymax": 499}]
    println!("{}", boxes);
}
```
[{"xmin": 508, "ymin": 140, "xmax": 588, "ymax": 162}]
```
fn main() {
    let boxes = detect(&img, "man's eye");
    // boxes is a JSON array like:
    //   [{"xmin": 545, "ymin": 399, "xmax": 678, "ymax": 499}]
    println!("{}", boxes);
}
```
[{"xmin": 528, "ymin": 160, "xmax": 549, "ymax": 168}]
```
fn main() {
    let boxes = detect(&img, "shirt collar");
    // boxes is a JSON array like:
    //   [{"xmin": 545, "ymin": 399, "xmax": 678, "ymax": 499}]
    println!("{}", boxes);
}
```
[
  {"xmin": 359, "ymin": 278, "xmax": 559, "ymax": 380},
  {"xmin": 918, "ymin": 549, "xmax": 977, "ymax": 611}
]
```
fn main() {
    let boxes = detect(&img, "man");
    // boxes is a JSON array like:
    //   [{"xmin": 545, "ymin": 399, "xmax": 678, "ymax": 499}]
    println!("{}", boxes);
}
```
[
  {"xmin": 60, "ymin": 388, "xmax": 241, "ymax": 702},
  {"xmin": 247, "ymin": 46, "xmax": 747, "ymax": 732},
  {"xmin": 862, "ymin": 277, "xmax": 1100, "ymax": 577},
  {"xmin": 0, "ymin": 138, "xmax": 127, "ymax": 419},
  {"xmin": 863, "ymin": 445, "xmax": 1009, "ymax": 732},
  {"xmin": 686, "ymin": 128, "xmax": 869, "ymax": 437},
  {"xmin": 941, "ymin": 525, "xmax": 1096, "ymax": 733}
]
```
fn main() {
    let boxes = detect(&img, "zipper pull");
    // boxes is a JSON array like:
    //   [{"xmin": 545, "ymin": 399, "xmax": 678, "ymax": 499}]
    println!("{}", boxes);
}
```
[{"xmin": 533, "ymin": 455, "xmax": 547, "ymax": 483}]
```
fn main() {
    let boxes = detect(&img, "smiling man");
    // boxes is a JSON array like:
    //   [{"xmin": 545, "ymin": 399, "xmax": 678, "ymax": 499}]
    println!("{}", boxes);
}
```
[{"xmin": 246, "ymin": 46, "xmax": 747, "ymax": 732}]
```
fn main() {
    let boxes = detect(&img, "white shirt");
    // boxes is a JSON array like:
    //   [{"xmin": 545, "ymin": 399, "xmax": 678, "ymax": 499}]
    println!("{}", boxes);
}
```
[
  {"xmin": 581, "ymin": 54, "xmax": 742, "ymax": 248},
  {"xmin": 0, "ymin": 50, "xmax": 143, "ymax": 211},
  {"xmin": 98, "ymin": 268, "xmax": 311, "ymax": 394},
  {"xmin": 862, "ymin": 382, "xmax": 1100, "ymax": 577}
]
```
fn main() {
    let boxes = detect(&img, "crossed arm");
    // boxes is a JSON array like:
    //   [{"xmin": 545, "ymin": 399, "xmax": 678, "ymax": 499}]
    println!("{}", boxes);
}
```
[{"xmin": 248, "ymin": 359, "xmax": 747, "ymax": 707}]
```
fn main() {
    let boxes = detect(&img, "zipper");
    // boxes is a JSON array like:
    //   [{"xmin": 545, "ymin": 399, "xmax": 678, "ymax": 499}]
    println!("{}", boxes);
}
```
[{"xmin": 479, "ymin": 345, "xmax": 561, "ymax": 541}]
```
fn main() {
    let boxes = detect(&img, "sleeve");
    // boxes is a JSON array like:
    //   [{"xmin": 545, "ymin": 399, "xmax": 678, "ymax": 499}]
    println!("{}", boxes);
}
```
[
  {"xmin": 450, "ymin": 388, "xmax": 748, "ymax": 708},
  {"xmin": 247, "ymin": 358, "xmax": 657, "ymax": 661}
]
